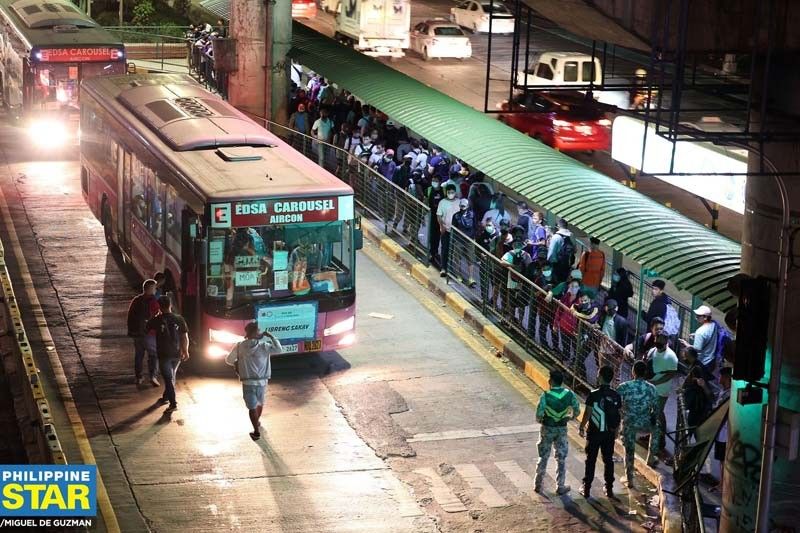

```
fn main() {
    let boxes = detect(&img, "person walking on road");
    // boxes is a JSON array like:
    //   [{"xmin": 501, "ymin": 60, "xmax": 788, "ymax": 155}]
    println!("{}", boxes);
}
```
[
  {"xmin": 534, "ymin": 370, "xmax": 581, "ymax": 495},
  {"xmin": 226, "ymin": 322, "xmax": 283, "ymax": 441},
  {"xmin": 617, "ymin": 361, "xmax": 661, "ymax": 487},
  {"xmin": 146, "ymin": 296, "xmax": 190, "ymax": 413},
  {"xmin": 579, "ymin": 365, "xmax": 622, "ymax": 499},
  {"xmin": 127, "ymin": 279, "xmax": 160, "ymax": 387}
]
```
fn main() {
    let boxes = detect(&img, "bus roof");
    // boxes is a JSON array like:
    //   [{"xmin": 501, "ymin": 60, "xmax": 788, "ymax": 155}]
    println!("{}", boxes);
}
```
[
  {"xmin": 81, "ymin": 74, "xmax": 354, "ymax": 204},
  {"xmin": 0, "ymin": 0, "xmax": 122, "ymax": 50}
]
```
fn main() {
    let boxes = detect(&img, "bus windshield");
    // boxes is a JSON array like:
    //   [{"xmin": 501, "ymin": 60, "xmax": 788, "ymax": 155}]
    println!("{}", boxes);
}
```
[{"xmin": 206, "ymin": 221, "xmax": 354, "ymax": 313}]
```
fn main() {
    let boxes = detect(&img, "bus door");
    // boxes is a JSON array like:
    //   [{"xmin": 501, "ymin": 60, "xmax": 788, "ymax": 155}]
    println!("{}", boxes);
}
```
[
  {"xmin": 118, "ymin": 149, "xmax": 132, "ymax": 254},
  {"xmin": 181, "ymin": 208, "xmax": 200, "ymax": 331}
]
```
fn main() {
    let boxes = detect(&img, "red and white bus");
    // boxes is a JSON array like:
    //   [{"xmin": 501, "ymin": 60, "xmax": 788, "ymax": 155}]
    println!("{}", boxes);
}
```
[{"xmin": 79, "ymin": 73, "xmax": 359, "ymax": 359}]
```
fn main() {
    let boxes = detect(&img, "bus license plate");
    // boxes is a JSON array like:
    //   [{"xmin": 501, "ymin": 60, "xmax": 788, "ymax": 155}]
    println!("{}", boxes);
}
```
[
  {"xmin": 304, "ymin": 340, "xmax": 322, "ymax": 352},
  {"xmin": 282, "ymin": 343, "xmax": 299, "ymax": 353}
]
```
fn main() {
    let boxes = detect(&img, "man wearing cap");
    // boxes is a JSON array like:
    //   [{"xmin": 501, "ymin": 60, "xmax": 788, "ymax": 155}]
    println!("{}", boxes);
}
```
[
  {"xmin": 642, "ymin": 279, "xmax": 669, "ymax": 326},
  {"xmin": 680, "ymin": 305, "xmax": 721, "ymax": 399}
]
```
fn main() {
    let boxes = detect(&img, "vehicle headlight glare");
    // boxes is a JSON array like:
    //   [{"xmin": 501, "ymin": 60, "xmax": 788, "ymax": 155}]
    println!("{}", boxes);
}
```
[{"xmin": 324, "ymin": 316, "xmax": 355, "ymax": 337}]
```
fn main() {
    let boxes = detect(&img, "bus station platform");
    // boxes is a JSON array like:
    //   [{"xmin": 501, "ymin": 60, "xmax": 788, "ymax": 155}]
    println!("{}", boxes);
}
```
[{"xmin": 0, "ymin": 122, "xmax": 666, "ymax": 532}]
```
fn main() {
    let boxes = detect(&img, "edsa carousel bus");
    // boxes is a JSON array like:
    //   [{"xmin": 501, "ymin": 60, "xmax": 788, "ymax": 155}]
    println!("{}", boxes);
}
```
[{"xmin": 79, "ymin": 74, "xmax": 360, "ymax": 360}]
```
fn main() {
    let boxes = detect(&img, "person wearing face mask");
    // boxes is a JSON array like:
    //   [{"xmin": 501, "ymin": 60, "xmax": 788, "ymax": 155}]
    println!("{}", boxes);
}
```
[
  {"xmin": 608, "ymin": 268, "xmax": 634, "ymax": 319},
  {"xmin": 391, "ymin": 154, "xmax": 413, "ymax": 231},
  {"xmin": 553, "ymin": 280, "xmax": 582, "ymax": 360},
  {"xmin": 645, "ymin": 332, "xmax": 678, "ymax": 458},
  {"xmin": 451, "ymin": 198, "xmax": 477, "ymax": 286},
  {"xmin": 353, "ymin": 132, "xmax": 374, "ymax": 163},
  {"xmin": 377, "ymin": 149, "xmax": 396, "ymax": 181},
  {"xmin": 426, "ymin": 177, "xmax": 446, "ymax": 267},
  {"xmin": 436, "ymin": 184, "xmax": 461, "ymax": 276},
  {"xmin": 528, "ymin": 259, "xmax": 555, "ymax": 346},
  {"xmin": 368, "ymin": 141, "xmax": 385, "ymax": 168},
  {"xmin": 501, "ymin": 237, "xmax": 532, "ymax": 326},
  {"xmin": 411, "ymin": 139, "xmax": 430, "ymax": 173},
  {"xmin": 477, "ymin": 221, "xmax": 499, "ymax": 303}
]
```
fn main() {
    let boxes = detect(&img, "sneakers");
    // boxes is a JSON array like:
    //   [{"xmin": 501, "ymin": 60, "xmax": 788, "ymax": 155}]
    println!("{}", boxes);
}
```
[
  {"xmin": 606, "ymin": 486, "xmax": 620, "ymax": 501},
  {"xmin": 150, "ymin": 376, "xmax": 160, "ymax": 387},
  {"xmin": 440, "ymin": 269, "xmax": 447, "ymax": 277},
  {"xmin": 579, "ymin": 485, "xmax": 590, "ymax": 498},
  {"xmin": 164, "ymin": 403, "xmax": 178, "ymax": 412},
  {"xmin": 556, "ymin": 485, "xmax": 571, "ymax": 496},
  {"xmin": 156, "ymin": 397, "xmax": 169, "ymax": 406}
]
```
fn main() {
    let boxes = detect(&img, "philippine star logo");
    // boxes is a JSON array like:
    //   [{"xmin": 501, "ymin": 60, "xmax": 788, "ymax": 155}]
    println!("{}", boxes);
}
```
[{"xmin": 0, "ymin": 465, "xmax": 97, "ymax": 528}]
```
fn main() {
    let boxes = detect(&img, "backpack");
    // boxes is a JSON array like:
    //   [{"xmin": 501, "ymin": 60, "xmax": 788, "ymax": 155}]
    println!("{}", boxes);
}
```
[
  {"xmin": 556, "ymin": 235, "xmax": 575, "ymax": 266},
  {"xmin": 712, "ymin": 321, "xmax": 734, "ymax": 365},
  {"xmin": 155, "ymin": 314, "xmax": 181, "ymax": 359},
  {"xmin": 664, "ymin": 303, "xmax": 680, "ymax": 336},
  {"xmin": 595, "ymin": 389, "xmax": 622, "ymax": 432}
]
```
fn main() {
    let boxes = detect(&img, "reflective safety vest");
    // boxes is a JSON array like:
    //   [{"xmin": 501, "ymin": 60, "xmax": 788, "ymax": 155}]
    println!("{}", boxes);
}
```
[{"xmin": 542, "ymin": 388, "xmax": 576, "ymax": 427}]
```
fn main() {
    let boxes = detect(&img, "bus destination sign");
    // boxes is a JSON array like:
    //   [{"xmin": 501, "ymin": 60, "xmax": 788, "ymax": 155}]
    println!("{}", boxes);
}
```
[
  {"xmin": 212, "ymin": 197, "xmax": 340, "ymax": 227},
  {"xmin": 35, "ymin": 47, "xmax": 124, "ymax": 63}
]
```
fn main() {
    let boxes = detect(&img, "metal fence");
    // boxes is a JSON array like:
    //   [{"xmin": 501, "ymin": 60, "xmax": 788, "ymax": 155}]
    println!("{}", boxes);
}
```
[
  {"xmin": 446, "ymin": 227, "xmax": 631, "ymax": 390},
  {"xmin": 261, "ymin": 122, "xmax": 431, "ymax": 265}
]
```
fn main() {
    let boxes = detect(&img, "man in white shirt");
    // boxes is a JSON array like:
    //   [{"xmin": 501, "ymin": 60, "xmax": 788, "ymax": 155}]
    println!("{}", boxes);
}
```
[
  {"xmin": 436, "ymin": 184, "xmax": 461, "ymax": 277},
  {"xmin": 680, "ymin": 305, "xmax": 718, "ymax": 370},
  {"xmin": 226, "ymin": 322, "xmax": 283, "ymax": 441},
  {"xmin": 647, "ymin": 333, "xmax": 678, "ymax": 457}
]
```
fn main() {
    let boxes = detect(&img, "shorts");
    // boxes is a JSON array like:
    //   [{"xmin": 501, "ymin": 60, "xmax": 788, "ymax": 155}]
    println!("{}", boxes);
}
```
[
  {"xmin": 714, "ymin": 440, "xmax": 726, "ymax": 461},
  {"xmin": 242, "ymin": 383, "xmax": 267, "ymax": 410}
]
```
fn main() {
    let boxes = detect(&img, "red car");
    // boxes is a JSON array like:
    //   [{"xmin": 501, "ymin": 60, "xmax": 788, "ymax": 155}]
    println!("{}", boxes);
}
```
[
  {"xmin": 497, "ymin": 91, "xmax": 611, "ymax": 151},
  {"xmin": 292, "ymin": 0, "xmax": 317, "ymax": 19}
]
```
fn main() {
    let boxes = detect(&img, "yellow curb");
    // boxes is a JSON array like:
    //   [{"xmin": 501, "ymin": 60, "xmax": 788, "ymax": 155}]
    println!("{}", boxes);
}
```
[
  {"xmin": 522, "ymin": 359, "xmax": 551, "ymax": 391},
  {"xmin": 482, "ymin": 325, "xmax": 511, "ymax": 352},
  {"xmin": 410, "ymin": 263, "xmax": 431, "ymax": 286},
  {"xmin": 444, "ymin": 291, "xmax": 470, "ymax": 318},
  {"xmin": 379, "ymin": 237, "xmax": 403, "ymax": 260}
]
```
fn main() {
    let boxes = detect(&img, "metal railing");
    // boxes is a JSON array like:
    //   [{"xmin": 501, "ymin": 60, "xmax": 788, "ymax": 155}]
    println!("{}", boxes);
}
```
[
  {"xmin": 260, "ymin": 121, "xmax": 431, "ymax": 266},
  {"xmin": 446, "ymin": 227, "xmax": 631, "ymax": 390}
]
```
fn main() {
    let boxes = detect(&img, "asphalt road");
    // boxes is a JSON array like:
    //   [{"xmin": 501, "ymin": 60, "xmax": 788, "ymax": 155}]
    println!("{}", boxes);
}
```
[{"xmin": 0, "ymin": 127, "xmax": 661, "ymax": 532}]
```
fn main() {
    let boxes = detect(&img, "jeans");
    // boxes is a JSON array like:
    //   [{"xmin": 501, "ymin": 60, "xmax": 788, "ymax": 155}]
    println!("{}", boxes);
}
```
[
  {"xmin": 656, "ymin": 395, "xmax": 668, "ymax": 451},
  {"xmin": 584, "ymin": 431, "xmax": 615, "ymax": 489},
  {"xmin": 133, "ymin": 337, "xmax": 158, "ymax": 379},
  {"xmin": 160, "ymin": 358, "xmax": 181, "ymax": 405}
]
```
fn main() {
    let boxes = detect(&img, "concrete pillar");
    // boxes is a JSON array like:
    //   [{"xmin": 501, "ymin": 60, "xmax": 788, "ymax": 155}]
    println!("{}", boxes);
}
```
[
  {"xmin": 721, "ymin": 52, "xmax": 800, "ymax": 532},
  {"xmin": 268, "ymin": 0, "xmax": 292, "ymax": 125},
  {"xmin": 228, "ymin": 0, "xmax": 266, "ymax": 118}
]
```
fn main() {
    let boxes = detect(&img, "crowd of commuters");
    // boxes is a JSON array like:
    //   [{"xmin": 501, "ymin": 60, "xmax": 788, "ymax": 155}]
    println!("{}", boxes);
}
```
[
  {"xmin": 185, "ymin": 21, "xmax": 229, "ymax": 95},
  {"xmin": 282, "ymin": 71, "xmax": 734, "ymax": 489}
]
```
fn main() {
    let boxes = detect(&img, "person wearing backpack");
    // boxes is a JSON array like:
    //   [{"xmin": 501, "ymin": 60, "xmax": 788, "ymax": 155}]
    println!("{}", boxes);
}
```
[
  {"xmin": 579, "ymin": 365, "xmax": 622, "ymax": 500},
  {"xmin": 127, "ymin": 279, "xmax": 160, "ymax": 387},
  {"xmin": 680, "ymin": 305, "xmax": 726, "ymax": 401},
  {"xmin": 146, "ymin": 296, "xmax": 190, "ymax": 412},
  {"xmin": 547, "ymin": 218, "xmax": 575, "ymax": 284}
]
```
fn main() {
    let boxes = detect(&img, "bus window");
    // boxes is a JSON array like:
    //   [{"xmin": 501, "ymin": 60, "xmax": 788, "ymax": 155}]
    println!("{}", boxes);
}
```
[
  {"xmin": 130, "ymin": 156, "xmax": 147, "ymax": 223},
  {"xmin": 206, "ymin": 221, "xmax": 354, "ymax": 309},
  {"xmin": 149, "ymin": 173, "xmax": 165, "ymax": 241},
  {"xmin": 165, "ymin": 185, "xmax": 183, "ymax": 258}
]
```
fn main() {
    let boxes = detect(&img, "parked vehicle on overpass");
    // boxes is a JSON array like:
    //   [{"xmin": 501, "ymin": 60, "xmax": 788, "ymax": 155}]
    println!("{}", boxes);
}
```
[
  {"xmin": 334, "ymin": 0, "xmax": 410, "ymax": 58},
  {"xmin": 497, "ymin": 90, "xmax": 611, "ymax": 151},
  {"xmin": 515, "ymin": 51, "xmax": 657, "ymax": 110},
  {"xmin": 292, "ymin": 0, "xmax": 318, "ymax": 19},
  {"xmin": 450, "ymin": 0, "xmax": 514, "ymax": 34},
  {"xmin": 410, "ymin": 20, "xmax": 472, "ymax": 60},
  {"xmin": 80, "ymin": 74, "xmax": 361, "ymax": 362}
]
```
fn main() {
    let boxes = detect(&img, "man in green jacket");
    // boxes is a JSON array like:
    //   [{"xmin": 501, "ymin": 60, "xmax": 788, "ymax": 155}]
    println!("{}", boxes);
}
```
[{"xmin": 534, "ymin": 369, "xmax": 581, "ymax": 495}]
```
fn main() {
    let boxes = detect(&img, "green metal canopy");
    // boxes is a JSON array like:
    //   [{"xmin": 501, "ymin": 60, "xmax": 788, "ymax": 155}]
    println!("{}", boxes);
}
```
[{"xmin": 289, "ymin": 23, "xmax": 741, "ymax": 311}]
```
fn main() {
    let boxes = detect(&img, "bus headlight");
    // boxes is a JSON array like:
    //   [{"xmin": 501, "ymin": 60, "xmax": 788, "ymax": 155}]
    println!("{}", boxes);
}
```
[
  {"xmin": 208, "ymin": 328, "xmax": 245, "ymax": 344},
  {"xmin": 28, "ymin": 119, "xmax": 68, "ymax": 147},
  {"xmin": 206, "ymin": 344, "xmax": 229, "ymax": 359},
  {"xmin": 324, "ymin": 316, "xmax": 354, "ymax": 337}
]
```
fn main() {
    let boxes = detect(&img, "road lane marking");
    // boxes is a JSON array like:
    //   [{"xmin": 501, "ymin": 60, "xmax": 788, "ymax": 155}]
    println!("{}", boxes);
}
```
[
  {"xmin": 0, "ymin": 179, "xmax": 121, "ymax": 533},
  {"xmin": 494, "ymin": 460, "xmax": 534, "ymax": 497},
  {"xmin": 414, "ymin": 468, "xmax": 467, "ymax": 513},
  {"xmin": 454, "ymin": 464, "xmax": 508, "ymax": 508},
  {"xmin": 408, "ymin": 424, "xmax": 540, "ymax": 443}
]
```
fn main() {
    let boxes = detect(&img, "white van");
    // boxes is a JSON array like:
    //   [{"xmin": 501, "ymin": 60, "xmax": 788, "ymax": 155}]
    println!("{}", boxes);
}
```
[{"xmin": 516, "ymin": 52, "xmax": 602, "ymax": 88}]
